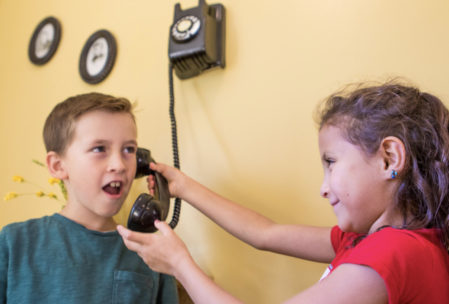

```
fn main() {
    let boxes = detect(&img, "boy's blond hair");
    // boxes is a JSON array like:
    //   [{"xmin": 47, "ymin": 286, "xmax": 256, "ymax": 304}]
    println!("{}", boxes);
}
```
[{"xmin": 43, "ymin": 92, "xmax": 135, "ymax": 155}]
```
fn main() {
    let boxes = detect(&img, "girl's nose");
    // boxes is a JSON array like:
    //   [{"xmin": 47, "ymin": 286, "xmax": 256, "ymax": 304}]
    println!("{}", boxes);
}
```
[{"xmin": 320, "ymin": 182, "xmax": 329, "ymax": 198}]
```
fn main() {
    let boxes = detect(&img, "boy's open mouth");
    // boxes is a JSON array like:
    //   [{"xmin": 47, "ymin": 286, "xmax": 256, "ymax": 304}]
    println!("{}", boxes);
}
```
[{"xmin": 103, "ymin": 181, "xmax": 122, "ymax": 195}]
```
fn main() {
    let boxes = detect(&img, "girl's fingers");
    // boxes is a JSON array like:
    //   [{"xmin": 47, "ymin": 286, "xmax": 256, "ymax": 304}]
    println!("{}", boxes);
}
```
[{"xmin": 117, "ymin": 225, "xmax": 147, "ymax": 248}]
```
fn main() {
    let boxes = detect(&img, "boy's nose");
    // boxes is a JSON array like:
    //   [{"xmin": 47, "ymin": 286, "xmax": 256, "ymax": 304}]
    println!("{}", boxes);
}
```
[{"xmin": 108, "ymin": 153, "xmax": 126, "ymax": 173}]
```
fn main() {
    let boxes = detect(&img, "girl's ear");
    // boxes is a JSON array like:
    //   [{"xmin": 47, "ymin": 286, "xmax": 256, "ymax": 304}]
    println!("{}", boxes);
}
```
[
  {"xmin": 46, "ymin": 151, "xmax": 68, "ymax": 179},
  {"xmin": 379, "ymin": 136, "xmax": 406, "ymax": 178}
]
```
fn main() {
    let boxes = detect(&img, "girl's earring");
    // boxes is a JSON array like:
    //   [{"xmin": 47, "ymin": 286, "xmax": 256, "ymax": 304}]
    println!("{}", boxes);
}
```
[{"xmin": 391, "ymin": 170, "xmax": 398, "ymax": 179}]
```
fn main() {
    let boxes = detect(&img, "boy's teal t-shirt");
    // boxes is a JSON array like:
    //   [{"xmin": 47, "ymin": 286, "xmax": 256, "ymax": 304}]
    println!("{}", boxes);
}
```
[{"xmin": 0, "ymin": 214, "xmax": 178, "ymax": 304}]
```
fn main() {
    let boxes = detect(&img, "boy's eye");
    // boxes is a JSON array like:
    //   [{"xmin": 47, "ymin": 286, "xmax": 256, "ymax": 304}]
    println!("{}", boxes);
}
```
[
  {"xmin": 124, "ymin": 146, "xmax": 136, "ymax": 154},
  {"xmin": 92, "ymin": 146, "xmax": 106, "ymax": 153}
]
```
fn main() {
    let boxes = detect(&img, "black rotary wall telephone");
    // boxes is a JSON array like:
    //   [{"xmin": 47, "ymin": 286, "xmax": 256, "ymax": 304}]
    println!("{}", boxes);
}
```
[
  {"xmin": 127, "ymin": 0, "xmax": 225, "ymax": 233},
  {"xmin": 169, "ymin": 0, "xmax": 225, "ymax": 79}
]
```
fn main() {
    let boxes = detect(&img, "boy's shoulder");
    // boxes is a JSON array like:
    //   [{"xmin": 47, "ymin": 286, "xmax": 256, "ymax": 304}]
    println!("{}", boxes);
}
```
[
  {"xmin": 1, "ymin": 214, "xmax": 55, "ymax": 233},
  {"xmin": 0, "ymin": 215, "xmax": 59, "ymax": 247},
  {"xmin": 1, "ymin": 214, "xmax": 53, "ymax": 232}
]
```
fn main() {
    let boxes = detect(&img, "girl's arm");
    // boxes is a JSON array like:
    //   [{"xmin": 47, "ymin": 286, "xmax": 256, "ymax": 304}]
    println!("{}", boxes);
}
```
[
  {"xmin": 117, "ymin": 222, "xmax": 388, "ymax": 304},
  {"xmin": 284, "ymin": 264, "xmax": 388, "ymax": 304},
  {"xmin": 118, "ymin": 222, "xmax": 243, "ymax": 304},
  {"xmin": 150, "ymin": 162, "xmax": 334, "ymax": 263}
]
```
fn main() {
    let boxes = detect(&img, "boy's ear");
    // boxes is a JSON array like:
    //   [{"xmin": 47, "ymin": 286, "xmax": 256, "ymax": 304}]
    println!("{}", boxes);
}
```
[
  {"xmin": 379, "ymin": 136, "xmax": 406, "ymax": 178},
  {"xmin": 46, "ymin": 151, "xmax": 68, "ymax": 179}
]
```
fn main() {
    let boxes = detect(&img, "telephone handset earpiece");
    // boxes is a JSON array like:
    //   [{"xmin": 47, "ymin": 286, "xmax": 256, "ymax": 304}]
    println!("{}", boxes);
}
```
[{"xmin": 127, "ymin": 148, "xmax": 170, "ymax": 233}]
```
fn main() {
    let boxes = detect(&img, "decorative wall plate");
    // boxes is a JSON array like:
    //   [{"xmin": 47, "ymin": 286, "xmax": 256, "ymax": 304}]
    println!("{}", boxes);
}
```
[
  {"xmin": 79, "ymin": 30, "xmax": 117, "ymax": 84},
  {"xmin": 28, "ymin": 16, "xmax": 62, "ymax": 65}
]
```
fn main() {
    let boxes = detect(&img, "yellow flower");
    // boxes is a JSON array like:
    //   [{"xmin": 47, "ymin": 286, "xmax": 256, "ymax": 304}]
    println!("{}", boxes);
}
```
[
  {"xmin": 32, "ymin": 159, "xmax": 45, "ymax": 167},
  {"xmin": 5, "ymin": 160, "xmax": 67, "ymax": 207},
  {"xmin": 48, "ymin": 178, "xmax": 60, "ymax": 185},
  {"xmin": 12, "ymin": 176, "xmax": 24, "ymax": 183},
  {"xmin": 47, "ymin": 192, "xmax": 58, "ymax": 199},
  {"xmin": 4, "ymin": 192, "xmax": 18, "ymax": 201}
]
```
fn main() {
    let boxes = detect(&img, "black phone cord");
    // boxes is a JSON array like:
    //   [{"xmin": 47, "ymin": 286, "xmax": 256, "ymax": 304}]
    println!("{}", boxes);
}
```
[{"xmin": 168, "ymin": 63, "xmax": 181, "ymax": 229}]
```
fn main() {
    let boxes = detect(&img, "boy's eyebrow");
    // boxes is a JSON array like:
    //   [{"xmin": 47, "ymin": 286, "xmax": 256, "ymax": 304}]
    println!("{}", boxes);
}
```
[
  {"xmin": 89, "ymin": 139, "xmax": 138, "ymax": 146},
  {"xmin": 125, "ymin": 140, "xmax": 138, "ymax": 146},
  {"xmin": 88, "ymin": 139, "xmax": 108, "ymax": 145}
]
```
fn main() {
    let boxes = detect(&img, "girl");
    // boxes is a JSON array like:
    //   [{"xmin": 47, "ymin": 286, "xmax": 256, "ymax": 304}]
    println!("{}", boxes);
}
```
[{"xmin": 118, "ymin": 82, "xmax": 449, "ymax": 303}]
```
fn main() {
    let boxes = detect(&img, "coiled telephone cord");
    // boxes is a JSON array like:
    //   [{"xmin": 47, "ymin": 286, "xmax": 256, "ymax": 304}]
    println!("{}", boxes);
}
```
[{"xmin": 168, "ymin": 63, "xmax": 181, "ymax": 229}]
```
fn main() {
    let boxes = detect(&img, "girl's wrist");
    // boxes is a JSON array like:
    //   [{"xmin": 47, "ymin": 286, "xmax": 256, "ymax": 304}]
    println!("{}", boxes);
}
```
[
  {"xmin": 178, "ymin": 174, "xmax": 196, "ymax": 201},
  {"xmin": 173, "ymin": 252, "xmax": 196, "ymax": 282}
]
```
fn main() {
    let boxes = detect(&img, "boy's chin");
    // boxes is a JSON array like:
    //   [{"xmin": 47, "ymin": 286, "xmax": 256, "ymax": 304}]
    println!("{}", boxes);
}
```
[
  {"xmin": 100, "ymin": 206, "xmax": 124, "ymax": 219},
  {"xmin": 101, "ymin": 198, "xmax": 127, "ymax": 215}
]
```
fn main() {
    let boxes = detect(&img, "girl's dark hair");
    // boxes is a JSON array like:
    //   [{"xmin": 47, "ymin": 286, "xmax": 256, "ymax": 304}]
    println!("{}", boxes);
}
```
[{"xmin": 317, "ymin": 81, "xmax": 449, "ymax": 250}]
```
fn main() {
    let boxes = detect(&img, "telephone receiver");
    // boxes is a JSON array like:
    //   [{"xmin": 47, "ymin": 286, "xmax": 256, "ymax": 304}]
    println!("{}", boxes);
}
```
[{"xmin": 127, "ymin": 148, "xmax": 170, "ymax": 233}]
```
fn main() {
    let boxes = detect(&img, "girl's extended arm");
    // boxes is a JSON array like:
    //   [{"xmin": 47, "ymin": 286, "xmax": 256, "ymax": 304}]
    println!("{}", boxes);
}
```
[
  {"xmin": 117, "ymin": 222, "xmax": 388, "ymax": 304},
  {"xmin": 149, "ymin": 162, "xmax": 334, "ymax": 263},
  {"xmin": 118, "ymin": 222, "xmax": 243, "ymax": 304}
]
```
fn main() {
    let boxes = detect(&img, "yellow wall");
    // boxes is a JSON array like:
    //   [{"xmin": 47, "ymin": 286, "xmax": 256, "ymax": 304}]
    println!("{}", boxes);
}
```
[{"xmin": 1, "ymin": 0, "xmax": 449, "ymax": 303}]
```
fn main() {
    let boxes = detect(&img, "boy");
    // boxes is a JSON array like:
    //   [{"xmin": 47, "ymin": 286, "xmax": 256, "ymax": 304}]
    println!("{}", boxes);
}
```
[{"xmin": 0, "ymin": 93, "xmax": 178, "ymax": 303}]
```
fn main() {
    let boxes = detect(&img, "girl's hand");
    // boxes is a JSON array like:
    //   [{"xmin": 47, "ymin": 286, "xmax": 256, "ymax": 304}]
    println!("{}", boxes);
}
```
[
  {"xmin": 146, "ymin": 162, "xmax": 187, "ymax": 199},
  {"xmin": 118, "ymin": 222, "xmax": 244, "ymax": 304},
  {"xmin": 117, "ymin": 221, "xmax": 191, "ymax": 277}
]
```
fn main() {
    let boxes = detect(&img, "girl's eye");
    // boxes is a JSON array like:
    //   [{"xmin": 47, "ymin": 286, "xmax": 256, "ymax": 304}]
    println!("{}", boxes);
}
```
[
  {"xmin": 92, "ymin": 146, "xmax": 106, "ymax": 153},
  {"xmin": 325, "ymin": 158, "xmax": 335, "ymax": 167}
]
